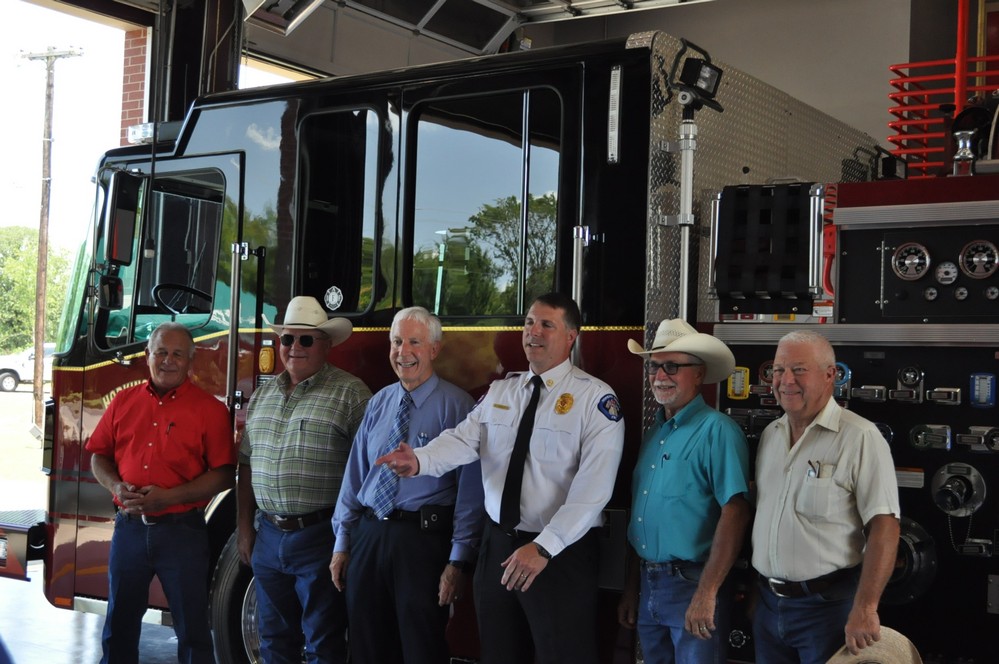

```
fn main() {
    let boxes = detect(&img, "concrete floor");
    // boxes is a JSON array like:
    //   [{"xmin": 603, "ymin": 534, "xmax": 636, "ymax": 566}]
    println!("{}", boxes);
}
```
[{"xmin": 0, "ymin": 386, "xmax": 177, "ymax": 664}]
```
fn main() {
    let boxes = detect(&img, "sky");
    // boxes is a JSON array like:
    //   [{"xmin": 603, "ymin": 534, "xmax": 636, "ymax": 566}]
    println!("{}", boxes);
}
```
[
  {"xmin": 1, "ymin": 1, "xmax": 293, "ymax": 254},
  {"xmin": 2, "ymin": 1, "xmax": 125, "ymax": 252}
]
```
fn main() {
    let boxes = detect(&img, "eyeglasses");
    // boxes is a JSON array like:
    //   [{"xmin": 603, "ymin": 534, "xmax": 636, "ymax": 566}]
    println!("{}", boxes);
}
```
[
  {"xmin": 280, "ymin": 334, "xmax": 319, "ymax": 347},
  {"xmin": 645, "ymin": 360, "xmax": 702, "ymax": 376}
]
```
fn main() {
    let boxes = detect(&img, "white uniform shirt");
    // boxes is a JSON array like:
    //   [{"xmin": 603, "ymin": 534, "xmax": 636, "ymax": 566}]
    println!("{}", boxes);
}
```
[
  {"xmin": 415, "ymin": 357, "xmax": 625, "ymax": 557},
  {"xmin": 752, "ymin": 397, "xmax": 900, "ymax": 581}
]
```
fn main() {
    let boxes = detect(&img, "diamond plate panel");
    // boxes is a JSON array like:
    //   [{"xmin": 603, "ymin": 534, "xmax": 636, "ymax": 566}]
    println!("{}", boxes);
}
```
[{"xmin": 638, "ymin": 31, "xmax": 879, "ymax": 427}]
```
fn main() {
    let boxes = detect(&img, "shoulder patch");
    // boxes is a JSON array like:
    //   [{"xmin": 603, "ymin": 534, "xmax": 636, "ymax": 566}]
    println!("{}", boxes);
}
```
[{"xmin": 597, "ymin": 394, "xmax": 622, "ymax": 422}]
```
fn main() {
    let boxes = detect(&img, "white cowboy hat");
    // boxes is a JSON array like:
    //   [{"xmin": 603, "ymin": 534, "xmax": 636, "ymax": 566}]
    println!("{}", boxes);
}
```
[
  {"xmin": 627, "ymin": 318, "xmax": 735, "ymax": 384},
  {"xmin": 825, "ymin": 627, "xmax": 922, "ymax": 664},
  {"xmin": 268, "ymin": 296, "xmax": 353, "ymax": 347}
]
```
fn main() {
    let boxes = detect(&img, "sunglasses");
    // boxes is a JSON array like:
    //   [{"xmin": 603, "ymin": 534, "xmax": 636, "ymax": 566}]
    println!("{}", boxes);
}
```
[
  {"xmin": 645, "ymin": 360, "xmax": 702, "ymax": 376},
  {"xmin": 280, "ymin": 334, "xmax": 321, "ymax": 347}
]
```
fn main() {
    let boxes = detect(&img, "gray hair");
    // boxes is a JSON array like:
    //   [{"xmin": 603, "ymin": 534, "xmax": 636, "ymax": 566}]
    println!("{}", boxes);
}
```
[
  {"xmin": 390, "ymin": 306, "xmax": 442, "ymax": 343},
  {"xmin": 148, "ymin": 322, "xmax": 196, "ymax": 358},
  {"xmin": 777, "ymin": 329, "xmax": 835, "ymax": 367}
]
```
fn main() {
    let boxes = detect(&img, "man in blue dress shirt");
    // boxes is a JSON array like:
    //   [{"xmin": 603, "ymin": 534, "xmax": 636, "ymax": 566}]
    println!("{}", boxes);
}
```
[
  {"xmin": 376, "ymin": 293, "xmax": 625, "ymax": 664},
  {"xmin": 330, "ymin": 306, "xmax": 484, "ymax": 664},
  {"xmin": 617, "ymin": 319, "xmax": 751, "ymax": 664}
]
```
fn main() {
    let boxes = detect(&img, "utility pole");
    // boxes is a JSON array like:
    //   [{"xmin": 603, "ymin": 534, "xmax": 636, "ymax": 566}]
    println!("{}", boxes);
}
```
[{"xmin": 23, "ymin": 47, "xmax": 82, "ymax": 427}]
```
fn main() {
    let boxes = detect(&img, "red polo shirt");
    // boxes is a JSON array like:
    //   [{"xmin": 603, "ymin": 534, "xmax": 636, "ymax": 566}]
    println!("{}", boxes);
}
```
[{"xmin": 86, "ymin": 379, "xmax": 236, "ymax": 514}]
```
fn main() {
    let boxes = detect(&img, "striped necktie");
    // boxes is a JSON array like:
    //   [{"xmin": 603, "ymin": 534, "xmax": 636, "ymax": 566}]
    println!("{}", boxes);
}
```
[{"xmin": 370, "ymin": 391, "xmax": 413, "ymax": 518}]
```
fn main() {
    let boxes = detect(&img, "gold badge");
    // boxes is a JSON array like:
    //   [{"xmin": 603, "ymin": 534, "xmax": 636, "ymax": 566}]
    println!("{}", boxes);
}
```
[{"xmin": 554, "ymin": 393, "xmax": 573, "ymax": 414}]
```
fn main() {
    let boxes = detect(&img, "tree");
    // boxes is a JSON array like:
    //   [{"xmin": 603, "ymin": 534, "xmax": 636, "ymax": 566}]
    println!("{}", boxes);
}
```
[{"xmin": 0, "ymin": 226, "xmax": 71, "ymax": 353}]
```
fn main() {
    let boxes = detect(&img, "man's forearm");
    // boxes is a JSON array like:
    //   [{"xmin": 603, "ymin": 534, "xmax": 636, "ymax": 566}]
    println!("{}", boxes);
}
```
[
  {"xmin": 236, "ymin": 463, "xmax": 257, "ymax": 529},
  {"xmin": 696, "ymin": 495, "xmax": 751, "ymax": 596},
  {"xmin": 853, "ymin": 514, "xmax": 900, "ymax": 610}
]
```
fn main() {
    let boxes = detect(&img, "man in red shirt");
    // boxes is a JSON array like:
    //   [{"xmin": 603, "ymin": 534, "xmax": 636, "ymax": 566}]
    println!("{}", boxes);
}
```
[{"xmin": 87, "ymin": 322, "xmax": 236, "ymax": 664}]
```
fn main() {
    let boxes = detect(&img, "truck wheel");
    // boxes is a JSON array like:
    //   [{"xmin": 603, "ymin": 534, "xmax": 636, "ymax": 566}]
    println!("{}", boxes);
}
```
[
  {"xmin": 210, "ymin": 532, "xmax": 261, "ymax": 664},
  {"xmin": 0, "ymin": 372, "xmax": 18, "ymax": 392}
]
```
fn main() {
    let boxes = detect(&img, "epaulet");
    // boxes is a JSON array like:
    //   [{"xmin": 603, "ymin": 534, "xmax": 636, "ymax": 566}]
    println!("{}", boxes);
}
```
[{"xmin": 501, "ymin": 371, "xmax": 526, "ymax": 381}]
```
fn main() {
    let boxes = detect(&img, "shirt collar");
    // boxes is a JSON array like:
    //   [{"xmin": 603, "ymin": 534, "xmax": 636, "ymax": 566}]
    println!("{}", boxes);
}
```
[
  {"xmin": 655, "ymin": 393, "xmax": 708, "ymax": 426},
  {"xmin": 527, "ymin": 357, "xmax": 573, "ymax": 391},
  {"xmin": 404, "ymin": 372, "xmax": 439, "ymax": 408},
  {"xmin": 145, "ymin": 377, "xmax": 192, "ymax": 400},
  {"xmin": 775, "ymin": 396, "xmax": 840, "ymax": 435},
  {"xmin": 278, "ymin": 362, "xmax": 332, "ymax": 390}
]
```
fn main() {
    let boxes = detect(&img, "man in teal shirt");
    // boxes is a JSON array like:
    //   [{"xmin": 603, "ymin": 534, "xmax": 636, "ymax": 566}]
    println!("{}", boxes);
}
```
[{"xmin": 617, "ymin": 319, "xmax": 751, "ymax": 664}]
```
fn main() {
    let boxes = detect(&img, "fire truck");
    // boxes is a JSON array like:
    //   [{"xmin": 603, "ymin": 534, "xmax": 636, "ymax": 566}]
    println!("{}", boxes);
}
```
[{"xmin": 12, "ymin": 27, "xmax": 995, "ymax": 662}]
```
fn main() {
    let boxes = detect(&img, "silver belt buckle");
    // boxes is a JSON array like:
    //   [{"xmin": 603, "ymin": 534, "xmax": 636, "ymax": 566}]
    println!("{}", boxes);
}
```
[
  {"xmin": 141, "ymin": 514, "xmax": 155, "ymax": 526},
  {"xmin": 768, "ymin": 578, "xmax": 789, "ymax": 598}
]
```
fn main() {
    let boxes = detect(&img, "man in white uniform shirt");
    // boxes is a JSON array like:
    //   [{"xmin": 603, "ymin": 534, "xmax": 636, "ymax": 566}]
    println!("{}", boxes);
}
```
[
  {"xmin": 377, "ymin": 292, "xmax": 625, "ymax": 664},
  {"xmin": 752, "ymin": 330, "xmax": 900, "ymax": 663}
]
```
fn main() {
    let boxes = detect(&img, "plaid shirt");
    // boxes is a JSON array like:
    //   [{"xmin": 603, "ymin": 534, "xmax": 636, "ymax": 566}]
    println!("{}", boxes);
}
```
[{"xmin": 240, "ymin": 363, "xmax": 371, "ymax": 515}]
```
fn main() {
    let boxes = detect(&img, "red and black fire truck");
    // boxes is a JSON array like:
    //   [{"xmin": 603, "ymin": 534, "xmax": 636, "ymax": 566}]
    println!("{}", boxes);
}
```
[{"xmin": 8, "ymin": 26, "xmax": 995, "ymax": 663}]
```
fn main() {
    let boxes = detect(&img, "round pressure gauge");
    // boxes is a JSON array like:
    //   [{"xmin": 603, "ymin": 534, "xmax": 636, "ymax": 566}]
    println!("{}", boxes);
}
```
[
  {"xmin": 891, "ymin": 242, "xmax": 930, "ymax": 281},
  {"xmin": 959, "ymin": 240, "xmax": 998, "ymax": 279},
  {"xmin": 985, "ymin": 286, "xmax": 999, "ymax": 301},
  {"xmin": 759, "ymin": 360, "xmax": 775, "ymax": 384},
  {"xmin": 923, "ymin": 287, "xmax": 938, "ymax": 301},
  {"xmin": 955, "ymin": 286, "xmax": 969, "ymax": 301},
  {"xmin": 934, "ymin": 261, "xmax": 959, "ymax": 285}
]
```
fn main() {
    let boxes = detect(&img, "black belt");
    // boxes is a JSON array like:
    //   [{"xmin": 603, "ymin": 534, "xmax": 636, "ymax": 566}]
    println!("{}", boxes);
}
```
[
  {"xmin": 262, "ymin": 507, "xmax": 333, "ymax": 532},
  {"xmin": 642, "ymin": 559, "xmax": 704, "ymax": 576},
  {"xmin": 763, "ymin": 566, "xmax": 860, "ymax": 599},
  {"xmin": 490, "ymin": 520, "xmax": 540, "ymax": 539},
  {"xmin": 118, "ymin": 507, "xmax": 203, "ymax": 526},
  {"xmin": 364, "ymin": 507, "xmax": 420, "ymax": 522}
]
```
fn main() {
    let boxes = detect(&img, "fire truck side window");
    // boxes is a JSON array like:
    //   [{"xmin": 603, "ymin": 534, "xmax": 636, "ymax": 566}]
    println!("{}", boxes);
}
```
[
  {"xmin": 99, "ymin": 169, "xmax": 225, "ymax": 348},
  {"xmin": 412, "ymin": 88, "xmax": 561, "ymax": 316},
  {"xmin": 297, "ymin": 109, "xmax": 382, "ymax": 314}
]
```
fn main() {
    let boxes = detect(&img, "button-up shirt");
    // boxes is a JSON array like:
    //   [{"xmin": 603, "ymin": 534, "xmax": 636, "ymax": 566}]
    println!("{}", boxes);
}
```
[
  {"xmin": 628, "ymin": 395, "xmax": 749, "ymax": 563},
  {"xmin": 415, "ymin": 358, "xmax": 625, "ymax": 557},
  {"xmin": 86, "ymin": 379, "xmax": 236, "ymax": 514},
  {"xmin": 333, "ymin": 373, "xmax": 484, "ymax": 562},
  {"xmin": 752, "ymin": 397, "xmax": 900, "ymax": 581},
  {"xmin": 239, "ymin": 363, "xmax": 371, "ymax": 515}
]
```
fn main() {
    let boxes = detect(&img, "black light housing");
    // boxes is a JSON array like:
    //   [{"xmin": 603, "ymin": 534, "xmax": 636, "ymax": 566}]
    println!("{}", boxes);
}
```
[{"xmin": 678, "ymin": 58, "xmax": 723, "ymax": 100}]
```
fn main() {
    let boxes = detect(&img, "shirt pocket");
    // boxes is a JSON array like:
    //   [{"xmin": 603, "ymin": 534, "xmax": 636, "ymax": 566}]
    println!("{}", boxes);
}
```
[
  {"xmin": 298, "ymin": 418, "xmax": 350, "ymax": 454},
  {"xmin": 536, "ymin": 424, "xmax": 578, "ymax": 463},
  {"xmin": 483, "ymin": 406, "xmax": 519, "ymax": 453},
  {"xmin": 652, "ymin": 458, "xmax": 694, "ymax": 498},
  {"xmin": 794, "ymin": 475, "xmax": 851, "ymax": 522}
]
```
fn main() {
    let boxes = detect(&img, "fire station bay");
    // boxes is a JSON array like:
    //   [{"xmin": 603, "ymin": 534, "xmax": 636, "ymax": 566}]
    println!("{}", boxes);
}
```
[{"xmin": 1, "ymin": 1, "xmax": 999, "ymax": 663}]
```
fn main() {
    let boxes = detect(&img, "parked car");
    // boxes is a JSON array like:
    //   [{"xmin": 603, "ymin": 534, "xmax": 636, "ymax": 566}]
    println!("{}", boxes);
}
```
[{"xmin": 0, "ymin": 343, "xmax": 55, "ymax": 392}]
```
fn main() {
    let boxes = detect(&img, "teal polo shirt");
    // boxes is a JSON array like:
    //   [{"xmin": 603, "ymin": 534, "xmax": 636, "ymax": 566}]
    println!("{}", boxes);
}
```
[{"xmin": 628, "ymin": 394, "xmax": 750, "ymax": 563}]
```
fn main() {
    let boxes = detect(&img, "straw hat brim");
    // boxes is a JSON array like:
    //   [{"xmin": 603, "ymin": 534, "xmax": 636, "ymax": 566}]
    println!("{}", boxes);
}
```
[{"xmin": 825, "ymin": 627, "xmax": 922, "ymax": 664}]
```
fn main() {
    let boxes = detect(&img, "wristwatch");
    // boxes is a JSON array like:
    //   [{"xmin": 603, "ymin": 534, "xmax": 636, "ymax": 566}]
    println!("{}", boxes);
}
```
[
  {"xmin": 534, "ymin": 543, "xmax": 552, "ymax": 560},
  {"xmin": 448, "ymin": 559, "xmax": 471, "ymax": 572}
]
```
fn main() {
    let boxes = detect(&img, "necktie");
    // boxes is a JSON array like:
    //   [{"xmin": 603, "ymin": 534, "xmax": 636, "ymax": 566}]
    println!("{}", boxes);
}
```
[
  {"xmin": 499, "ymin": 375, "xmax": 544, "ymax": 532},
  {"xmin": 370, "ymin": 391, "xmax": 413, "ymax": 518}
]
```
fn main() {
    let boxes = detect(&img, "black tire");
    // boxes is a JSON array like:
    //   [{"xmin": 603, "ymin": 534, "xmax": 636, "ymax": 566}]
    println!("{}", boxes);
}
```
[
  {"xmin": 210, "ymin": 532, "xmax": 258, "ymax": 664},
  {"xmin": 0, "ymin": 372, "xmax": 19, "ymax": 392}
]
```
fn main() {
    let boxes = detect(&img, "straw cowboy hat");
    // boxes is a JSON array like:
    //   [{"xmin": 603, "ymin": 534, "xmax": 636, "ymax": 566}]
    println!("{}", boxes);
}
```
[
  {"xmin": 627, "ymin": 318, "xmax": 736, "ymax": 384},
  {"xmin": 825, "ymin": 627, "xmax": 922, "ymax": 664},
  {"xmin": 268, "ymin": 296, "xmax": 353, "ymax": 347}
]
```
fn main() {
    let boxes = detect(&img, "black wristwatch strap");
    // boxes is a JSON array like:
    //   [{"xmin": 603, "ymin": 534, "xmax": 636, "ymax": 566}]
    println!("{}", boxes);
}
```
[
  {"xmin": 535, "ymin": 543, "xmax": 552, "ymax": 560},
  {"xmin": 448, "ymin": 559, "xmax": 470, "ymax": 572}
]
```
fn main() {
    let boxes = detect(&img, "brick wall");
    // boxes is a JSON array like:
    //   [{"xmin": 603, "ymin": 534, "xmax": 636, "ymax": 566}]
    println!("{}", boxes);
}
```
[{"xmin": 120, "ymin": 28, "xmax": 148, "ymax": 146}]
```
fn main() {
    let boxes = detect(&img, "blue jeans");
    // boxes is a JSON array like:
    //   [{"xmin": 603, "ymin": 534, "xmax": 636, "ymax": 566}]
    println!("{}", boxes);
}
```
[
  {"xmin": 101, "ymin": 510, "xmax": 213, "ymax": 664},
  {"xmin": 251, "ymin": 516, "xmax": 347, "ymax": 664},
  {"xmin": 753, "ymin": 581, "xmax": 854, "ymax": 664},
  {"xmin": 636, "ymin": 561, "xmax": 732, "ymax": 664}
]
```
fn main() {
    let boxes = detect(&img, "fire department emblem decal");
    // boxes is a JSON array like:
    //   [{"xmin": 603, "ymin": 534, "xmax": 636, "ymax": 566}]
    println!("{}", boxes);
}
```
[{"xmin": 324, "ymin": 286, "xmax": 344, "ymax": 311}]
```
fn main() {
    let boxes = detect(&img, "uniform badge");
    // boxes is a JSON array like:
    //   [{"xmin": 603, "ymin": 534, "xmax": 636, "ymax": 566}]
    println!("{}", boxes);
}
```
[
  {"xmin": 554, "ymin": 393, "xmax": 573, "ymax": 414},
  {"xmin": 598, "ymin": 394, "xmax": 623, "ymax": 421}
]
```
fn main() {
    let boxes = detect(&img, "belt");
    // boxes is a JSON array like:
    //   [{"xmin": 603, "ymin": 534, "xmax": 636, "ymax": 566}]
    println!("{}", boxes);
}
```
[
  {"xmin": 642, "ymin": 559, "xmax": 704, "ymax": 576},
  {"xmin": 262, "ymin": 507, "xmax": 334, "ymax": 532},
  {"xmin": 764, "ymin": 566, "xmax": 860, "ymax": 599},
  {"xmin": 363, "ymin": 507, "xmax": 420, "ymax": 522},
  {"xmin": 118, "ymin": 508, "xmax": 203, "ymax": 526},
  {"xmin": 490, "ymin": 520, "xmax": 540, "ymax": 539}
]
